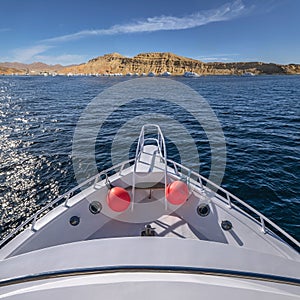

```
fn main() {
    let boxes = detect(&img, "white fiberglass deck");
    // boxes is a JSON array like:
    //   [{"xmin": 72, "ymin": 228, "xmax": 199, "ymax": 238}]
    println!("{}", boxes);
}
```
[{"xmin": 0, "ymin": 238, "xmax": 299, "ymax": 300}]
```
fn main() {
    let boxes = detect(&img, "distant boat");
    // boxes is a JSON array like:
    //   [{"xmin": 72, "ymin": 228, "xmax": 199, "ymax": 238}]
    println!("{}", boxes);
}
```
[
  {"xmin": 161, "ymin": 71, "xmax": 172, "ymax": 77},
  {"xmin": 148, "ymin": 72, "xmax": 156, "ymax": 77},
  {"xmin": 242, "ymin": 72, "xmax": 255, "ymax": 76},
  {"xmin": 183, "ymin": 71, "xmax": 200, "ymax": 78},
  {"xmin": 126, "ymin": 73, "xmax": 133, "ymax": 76}
]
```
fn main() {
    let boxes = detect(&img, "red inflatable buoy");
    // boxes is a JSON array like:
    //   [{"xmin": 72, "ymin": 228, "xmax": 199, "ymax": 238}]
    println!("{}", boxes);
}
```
[
  {"xmin": 166, "ymin": 180, "xmax": 189, "ymax": 205},
  {"xmin": 107, "ymin": 187, "xmax": 131, "ymax": 212}
]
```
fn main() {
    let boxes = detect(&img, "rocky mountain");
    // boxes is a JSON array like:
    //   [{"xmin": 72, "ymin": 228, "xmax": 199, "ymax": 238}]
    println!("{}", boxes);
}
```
[
  {"xmin": 1, "ymin": 52, "xmax": 300, "ymax": 75},
  {"xmin": 60, "ymin": 52, "xmax": 300, "ymax": 75},
  {"xmin": 0, "ymin": 66, "xmax": 23, "ymax": 75},
  {"xmin": 0, "ymin": 62, "xmax": 64, "ymax": 74}
]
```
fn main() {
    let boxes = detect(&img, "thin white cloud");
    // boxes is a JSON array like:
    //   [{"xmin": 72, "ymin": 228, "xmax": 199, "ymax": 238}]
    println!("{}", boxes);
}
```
[
  {"xmin": 44, "ymin": 0, "xmax": 247, "ymax": 43},
  {"xmin": 35, "ymin": 54, "xmax": 86, "ymax": 65},
  {"xmin": 12, "ymin": 45, "xmax": 85, "ymax": 64},
  {"xmin": 0, "ymin": 28, "xmax": 11, "ymax": 33},
  {"xmin": 13, "ymin": 45, "xmax": 53, "ymax": 62}
]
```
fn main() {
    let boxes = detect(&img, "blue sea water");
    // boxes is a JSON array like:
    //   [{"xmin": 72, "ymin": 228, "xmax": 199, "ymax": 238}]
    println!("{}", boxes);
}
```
[{"xmin": 0, "ymin": 75, "xmax": 299, "ymax": 241}]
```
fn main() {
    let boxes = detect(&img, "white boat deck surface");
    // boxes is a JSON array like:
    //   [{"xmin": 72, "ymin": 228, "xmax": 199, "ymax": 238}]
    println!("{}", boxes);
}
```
[{"xmin": 0, "ymin": 238, "xmax": 299, "ymax": 300}]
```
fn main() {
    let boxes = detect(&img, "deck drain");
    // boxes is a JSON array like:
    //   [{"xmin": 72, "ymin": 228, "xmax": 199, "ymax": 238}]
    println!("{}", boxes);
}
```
[
  {"xmin": 221, "ymin": 220, "xmax": 232, "ymax": 231},
  {"xmin": 197, "ymin": 204, "xmax": 210, "ymax": 217},
  {"xmin": 89, "ymin": 201, "xmax": 102, "ymax": 214},
  {"xmin": 69, "ymin": 216, "xmax": 80, "ymax": 226}
]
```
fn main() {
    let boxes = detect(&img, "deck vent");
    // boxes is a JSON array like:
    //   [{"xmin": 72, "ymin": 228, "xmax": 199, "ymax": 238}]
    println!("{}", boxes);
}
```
[
  {"xmin": 197, "ymin": 204, "xmax": 210, "ymax": 217},
  {"xmin": 69, "ymin": 216, "xmax": 80, "ymax": 226},
  {"xmin": 89, "ymin": 201, "xmax": 102, "ymax": 214},
  {"xmin": 221, "ymin": 220, "xmax": 232, "ymax": 231}
]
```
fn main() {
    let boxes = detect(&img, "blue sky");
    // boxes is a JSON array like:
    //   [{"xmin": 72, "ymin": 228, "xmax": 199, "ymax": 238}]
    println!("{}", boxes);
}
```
[{"xmin": 0, "ymin": 0, "xmax": 299, "ymax": 65}]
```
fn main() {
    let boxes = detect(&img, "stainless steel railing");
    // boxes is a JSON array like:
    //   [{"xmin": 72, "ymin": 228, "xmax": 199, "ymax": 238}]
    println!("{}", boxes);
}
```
[{"xmin": 132, "ymin": 124, "xmax": 168, "ymax": 209}]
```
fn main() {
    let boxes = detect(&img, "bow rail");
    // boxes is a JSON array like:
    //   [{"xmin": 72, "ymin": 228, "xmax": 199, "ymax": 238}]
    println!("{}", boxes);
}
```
[{"xmin": 132, "ymin": 124, "xmax": 168, "ymax": 208}]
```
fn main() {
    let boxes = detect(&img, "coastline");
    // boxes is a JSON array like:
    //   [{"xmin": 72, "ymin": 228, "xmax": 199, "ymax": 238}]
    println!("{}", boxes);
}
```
[{"xmin": 1, "ymin": 52, "xmax": 299, "ymax": 76}]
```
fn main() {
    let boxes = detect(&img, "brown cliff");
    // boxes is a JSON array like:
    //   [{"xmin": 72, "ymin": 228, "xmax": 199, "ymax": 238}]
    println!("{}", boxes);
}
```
[{"xmin": 61, "ymin": 52, "xmax": 205, "ymax": 75}]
